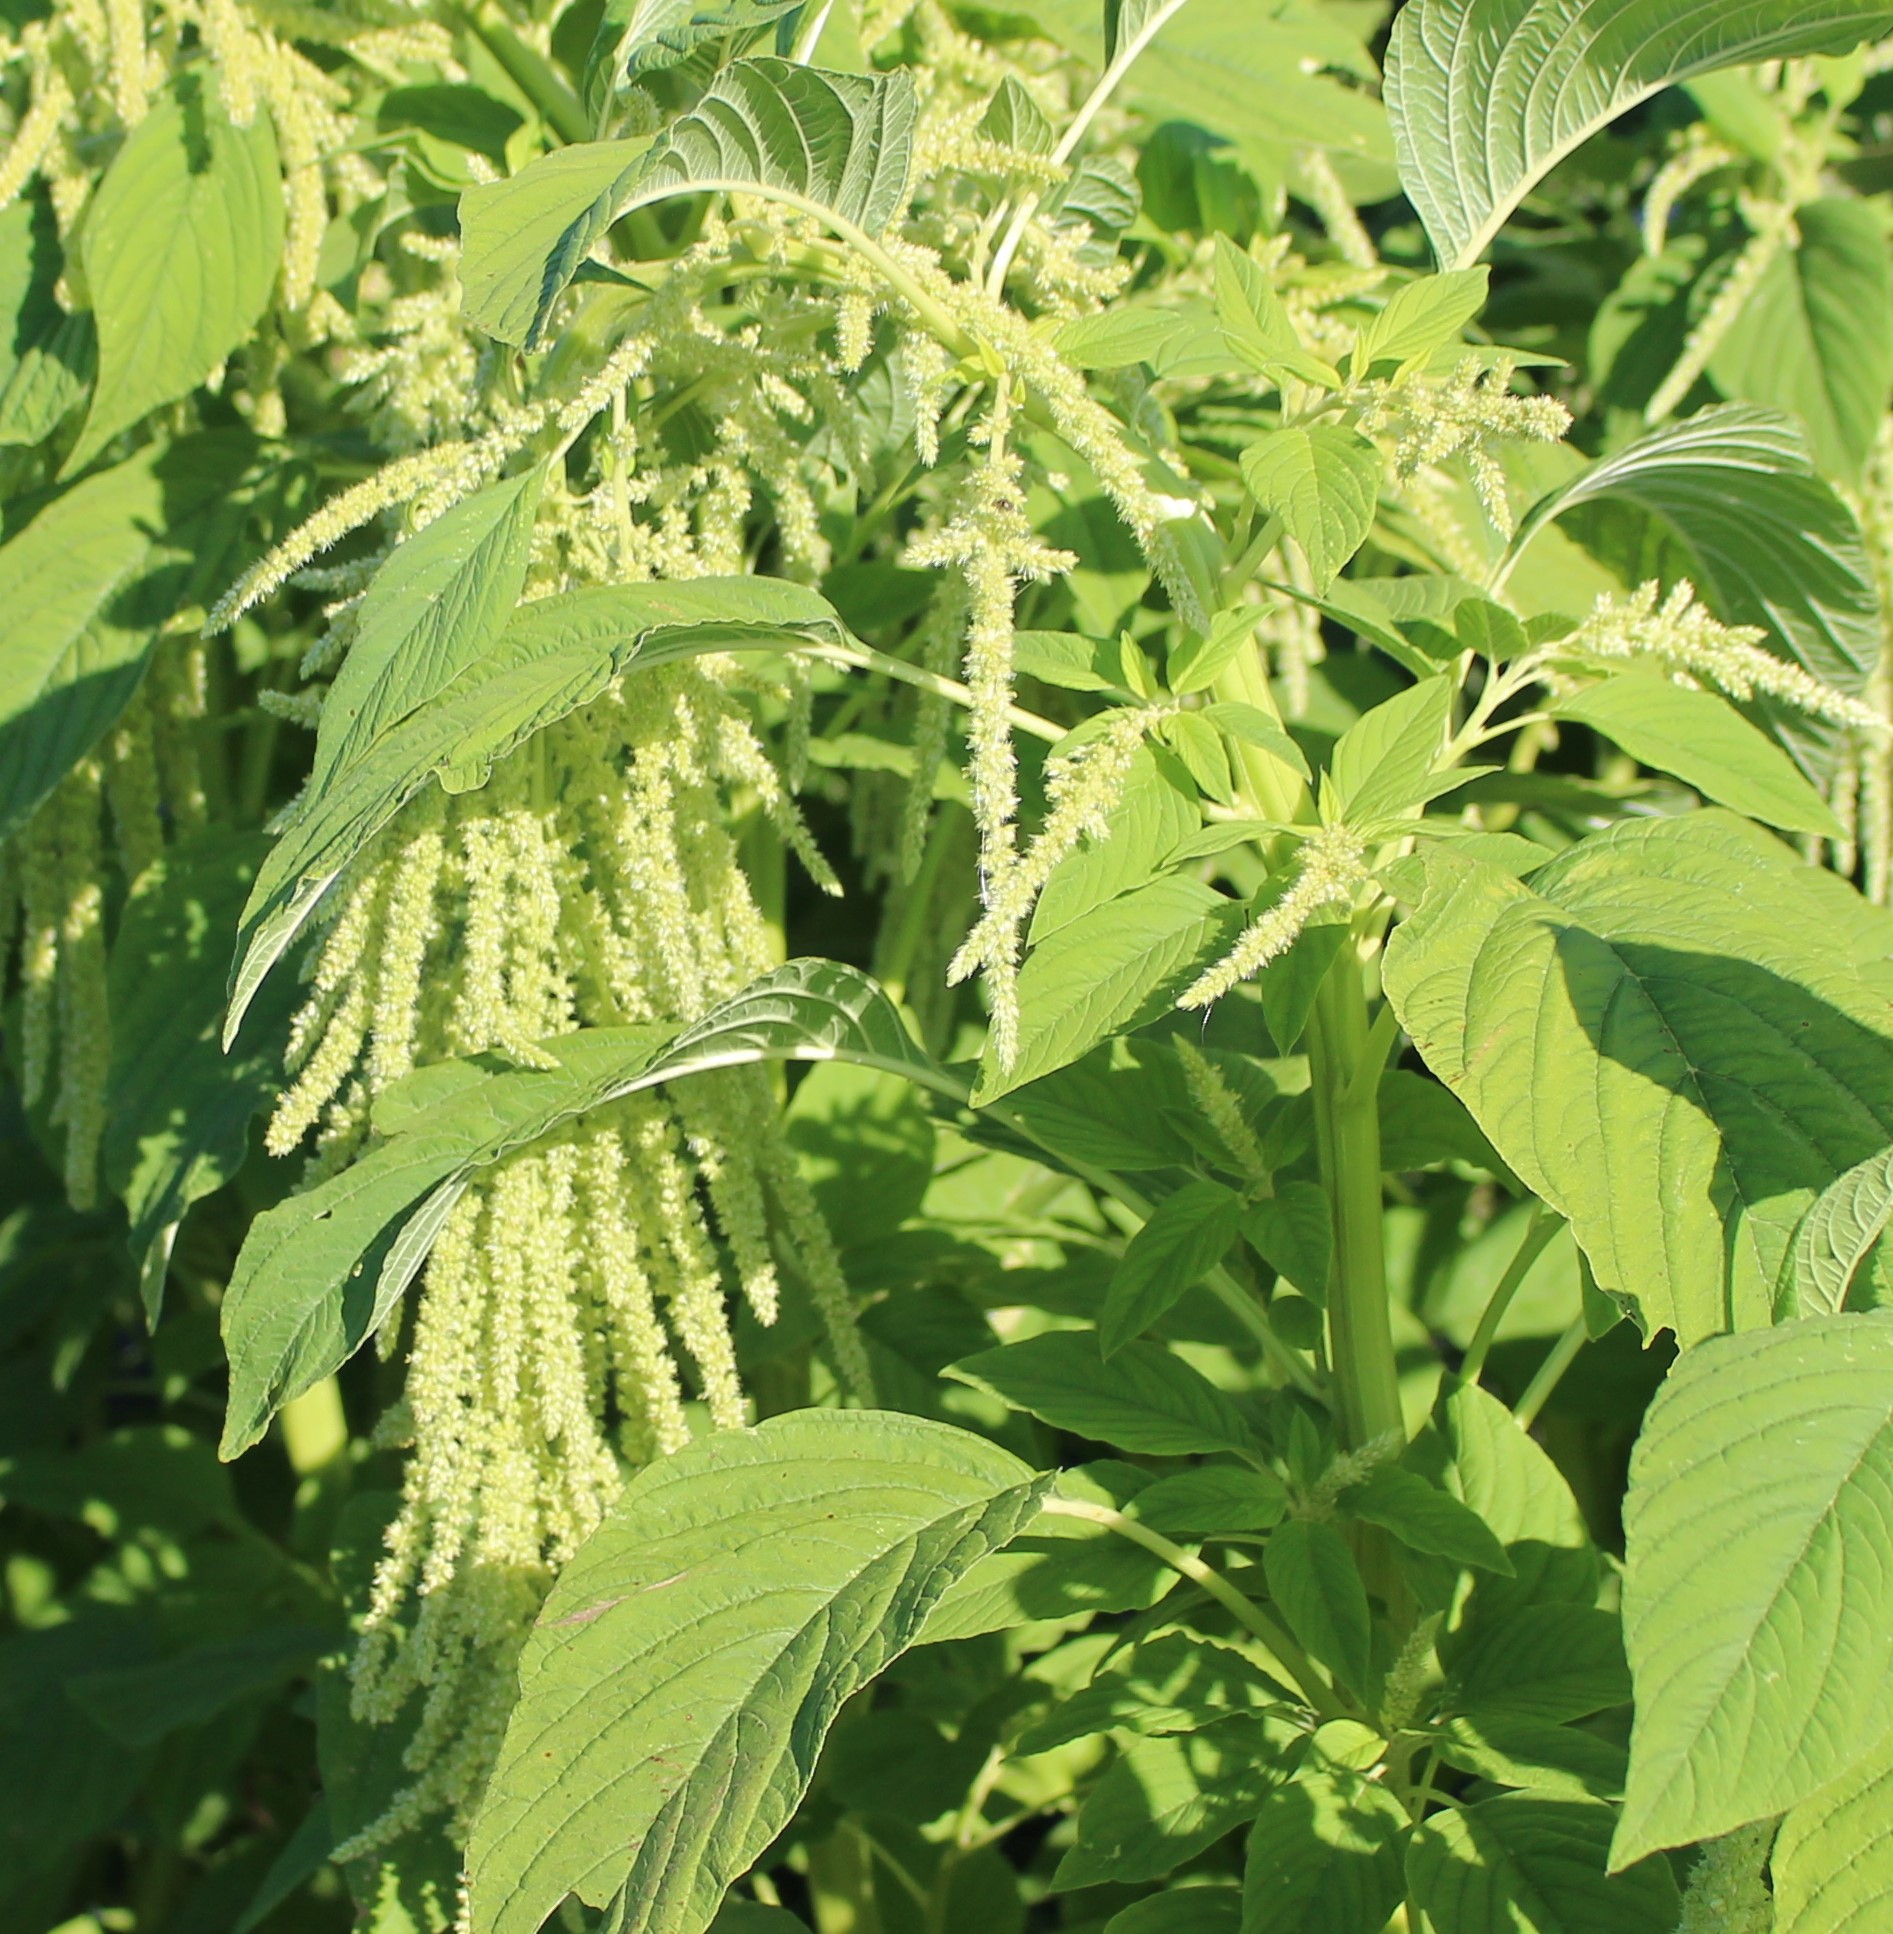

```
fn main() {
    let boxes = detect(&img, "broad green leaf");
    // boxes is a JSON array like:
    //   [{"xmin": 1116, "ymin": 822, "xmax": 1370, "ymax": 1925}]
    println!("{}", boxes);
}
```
[
  {"xmin": 1018, "ymin": 1630, "xmax": 1291, "ymax": 1754},
  {"xmin": 1241, "ymin": 427, "xmax": 1382, "ymax": 593},
  {"xmin": 1328, "ymin": 675, "xmax": 1453, "ymax": 824},
  {"xmin": 1106, "ymin": 1887, "xmax": 1240, "ymax": 1934},
  {"xmin": 583, "ymin": 0, "xmax": 804, "ymax": 118},
  {"xmin": 1446, "ymin": 1605, "xmax": 1628, "ymax": 1726},
  {"xmin": 1102, "ymin": 1179, "xmax": 1245, "ymax": 1355},
  {"xmin": 68, "ymin": 74, "xmax": 282, "ymax": 473},
  {"xmin": 103, "ymin": 834, "xmax": 298, "ymax": 1321},
  {"xmin": 1433, "ymin": 1716, "xmax": 1626, "ymax": 1803},
  {"xmin": 461, "ymin": 59, "xmax": 916, "ymax": 346},
  {"xmin": 1384, "ymin": 0, "xmax": 1893, "ymax": 270},
  {"xmin": 1708, "ymin": 197, "xmax": 1893, "ymax": 483},
  {"xmin": 456, "ymin": 140, "xmax": 655, "ymax": 350},
  {"xmin": 1239, "ymin": 1768, "xmax": 1409, "ymax": 1934},
  {"xmin": 0, "ymin": 434, "xmax": 254, "ymax": 839},
  {"xmin": 979, "ymin": 874, "xmax": 1242, "ymax": 1103},
  {"xmin": 1382, "ymin": 816, "xmax": 1893, "ymax": 1342},
  {"xmin": 465, "ymin": 1410, "xmax": 1048, "ymax": 1934},
  {"xmin": 1508, "ymin": 406, "xmax": 1880, "ymax": 707},
  {"xmin": 1034, "ymin": 0, "xmax": 1392, "ymax": 162},
  {"xmin": 225, "ymin": 577, "xmax": 852, "ymax": 1043},
  {"xmin": 919, "ymin": 1464, "xmax": 1177, "ymax": 1642},
  {"xmin": 67, "ymin": 1625, "xmax": 333, "ymax": 1747},
  {"xmin": 1131, "ymin": 1467, "xmax": 1289, "ymax": 1538},
  {"xmin": 220, "ymin": 959, "xmax": 949, "ymax": 1455},
  {"xmin": 1264, "ymin": 1518, "xmax": 1371, "ymax": 1696},
  {"xmin": 1213, "ymin": 237, "xmax": 1343, "ymax": 390},
  {"xmin": 0, "ymin": 194, "xmax": 90, "ymax": 446},
  {"xmin": 1784, "ymin": 1146, "xmax": 1893, "ymax": 1317},
  {"xmin": 307, "ymin": 469, "xmax": 543, "ymax": 800},
  {"xmin": 1343, "ymin": 1466, "xmax": 1512, "ymax": 1574},
  {"xmin": 1056, "ymin": 300, "xmax": 1227, "ymax": 376},
  {"xmin": 318, "ymin": 1493, "xmax": 499, "ymax": 1933},
  {"xmin": 1243, "ymin": 1181, "xmax": 1332, "ymax": 1301},
  {"xmin": 375, "ymin": 83, "xmax": 525, "ymax": 160},
  {"xmin": 1352, "ymin": 268, "xmax": 1490, "ymax": 372},
  {"xmin": 948, "ymin": 1330, "xmax": 1263, "ymax": 1458},
  {"xmin": 1056, "ymin": 1715, "xmax": 1299, "ymax": 1889},
  {"xmin": 1551, "ymin": 666, "xmax": 1841, "ymax": 837},
  {"xmin": 1407, "ymin": 1795, "xmax": 1678, "ymax": 1934},
  {"xmin": 1613, "ymin": 1314, "xmax": 1893, "ymax": 1864},
  {"xmin": 1773, "ymin": 1723, "xmax": 1893, "ymax": 1934}
]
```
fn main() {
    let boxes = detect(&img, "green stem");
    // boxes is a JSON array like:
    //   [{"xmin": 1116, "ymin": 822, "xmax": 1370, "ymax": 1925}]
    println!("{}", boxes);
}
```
[
  {"xmin": 1040, "ymin": 1496, "xmax": 1347, "ymax": 1720},
  {"xmin": 1310, "ymin": 959, "xmax": 1404, "ymax": 1450},
  {"xmin": 1514, "ymin": 1316, "xmax": 1587, "ymax": 1431},
  {"xmin": 1460, "ymin": 1205, "xmax": 1559, "ymax": 1385}
]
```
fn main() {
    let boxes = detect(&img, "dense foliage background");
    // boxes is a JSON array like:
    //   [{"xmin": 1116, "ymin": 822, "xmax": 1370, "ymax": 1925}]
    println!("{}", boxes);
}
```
[{"xmin": 4, "ymin": 2, "xmax": 1893, "ymax": 1932}]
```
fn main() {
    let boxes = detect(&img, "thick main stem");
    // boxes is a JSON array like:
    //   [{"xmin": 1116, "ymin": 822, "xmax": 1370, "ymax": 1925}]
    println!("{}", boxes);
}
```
[
  {"xmin": 1211, "ymin": 637, "xmax": 1402, "ymax": 1450},
  {"xmin": 1309, "ymin": 959, "xmax": 1403, "ymax": 1449}
]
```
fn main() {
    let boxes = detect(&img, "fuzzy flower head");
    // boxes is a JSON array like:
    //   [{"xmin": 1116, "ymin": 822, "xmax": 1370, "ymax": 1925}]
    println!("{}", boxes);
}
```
[
  {"xmin": 1180, "ymin": 823, "xmax": 1369, "ymax": 1011},
  {"xmin": 1356, "ymin": 355, "xmax": 1571, "ymax": 535},
  {"xmin": 1563, "ymin": 579, "xmax": 1886, "ymax": 734}
]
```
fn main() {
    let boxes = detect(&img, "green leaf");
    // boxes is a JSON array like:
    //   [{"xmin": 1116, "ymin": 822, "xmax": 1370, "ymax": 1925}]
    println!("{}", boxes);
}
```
[
  {"xmin": 1446, "ymin": 1604, "xmax": 1629, "ymax": 1727},
  {"xmin": 1239, "ymin": 1768, "xmax": 1409, "ymax": 1934},
  {"xmin": 979, "ymin": 874, "xmax": 1242, "ymax": 1103},
  {"xmin": 1613, "ymin": 1313, "xmax": 1893, "ymax": 1865},
  {"xmin": 1509, "ymin": 405, "xmax": 1880, "ymax": 708},
  {"xmin": 1384, "ymin": 0, "xmax": 1893, "ymax": 270},
  {"xmin": 1407, "ymin": 1795, "xmax": 1679, "ymax": 1934},
  {"xmin": 1243, "ymin": 1181, "xmax": 1332, "ymax": 1302},
  {"xmin": 1241, "ymin": 427, "xmax": 1382, "ymax": 593},
  {"xmin": 461, "ymin": 59, "xmax": 916, "ymax": 347},
  {"xmin": 1213, "ymin": 237, "xmax": 1342, "ymax": 390},
  {"xmin": 220, "ymin": 959, "xmax": 947, "ymax": 1456},
  {"xmin": 1343, "ymin": 1466, "xmax": 1512, "ymax": 1575},
  {"xmin": 1018, "ymin": 1629, "xmax": 1291, "ymax": 1754},
  {"xmin": 583, "ymin": 0, "xmax": 805, "ymax": 118},
  {"xmin": 1102, "ymin": 1179, "xmax": 1245, "ymax": 1356},
  {"xmin": 1132, "ymin": 1467, "xmax": 1288, "ymax": 1540},
  {"xmin": 465, "ymin": 1410, "xmax": 1047, "ymax": 1934},
  {"xmin": 1109, "ymin": 1890, "xmax": 1242, "ymax": 1934},
  {"xmin": 1057, "ymin": 1714, "xmax": 1299, "ymax": 1889},
  {"xmin": 1031, "ymin": 745, "xmax": 1198, "ymax": 941},
  {"xmin": 103, "ymin": 834, "xmax": 298, "ymax": 1321},
  {"xmin": 67, "ymin": 74, "xmax": 282, "ymax": 474},
  {"xmin": 1551, "ymin": 666, "xmax": 1841, "ymax": 837},
  {"xmin": 1784, "ymin": 1146, "xmax": 1893, "ymax": 1317},
  {"xmin": 1352, "ymin": 268, "xmax": 1490, "ymax": 372},
  {"xmin": 1328, "ymin": 675, "xmax": 1453, "ymax": 825},
  {"xmin": 1708, "ymin": 197, "xmax": 1893, "ymax": 484},
  {"xmin": 1433, "ymin": 1716, "xmax": 1626, "ymax": 1803},
  {"xmin": 1037, "ymin": 0, "xmax": 1393, "ymax": 163},
  {"xmin": 948, "ymin": 1330, "xmax": 1263, "ymax": 1459},
  {"xmin": 0, "ymin": 434, "xmax": 254, "ymax": 840},
  {"xmin": 920, "ymin": 1464, "xmax": 1177, "ymax": 1643},
  {"xmin": 1773, "ymin": 1723, "xmax": 1893, "ymax": 1934},
  {"xmin": 307, "ymin": 469, "xmax": 543, "ymax": 801},
  {"xmin": 1382, "ymin": 816, "xmax": 1893, "ymax": 1342},
  {"xmin": 0, "ymin": 194, "xmax": 90, "ymax": 447},
  {"xmin": 67, "ymin": 1625, "xmax": 333, "ymax": 1748},
  {"xmin": 1264, "ymin": 1518, "xmax": 1371, "ymax": 1696},
  {"xmin": 225, "ymin": 577, "xmax": 852, "ymax": 1043}
]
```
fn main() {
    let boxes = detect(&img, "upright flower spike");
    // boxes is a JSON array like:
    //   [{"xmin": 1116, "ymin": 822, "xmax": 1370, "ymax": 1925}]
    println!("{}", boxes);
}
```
[
  {"xmin": 1180, "ymin": 824, "xmax": 1369, "ymax": 1011},
  {"xmin": 1565, "ymin": 580, "xmax": 1886, "ymax": 733}
]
